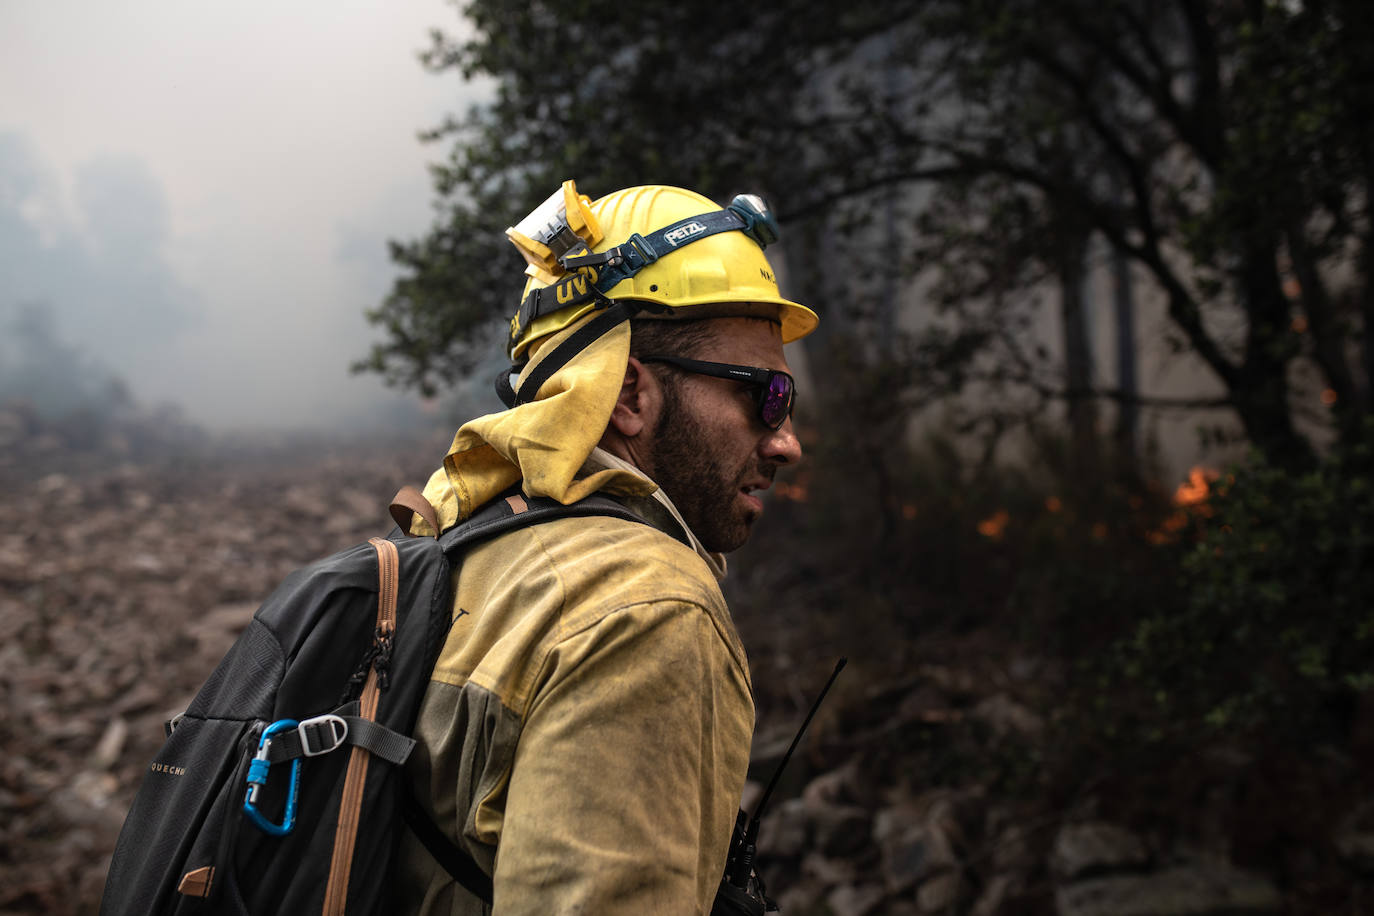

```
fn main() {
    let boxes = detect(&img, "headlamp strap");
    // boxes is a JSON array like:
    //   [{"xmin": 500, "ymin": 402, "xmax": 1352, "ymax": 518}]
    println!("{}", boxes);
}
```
[
  {"xmin": 508, "ymin": 194, "xmax": 778, "ymax": 356},
  {"xmin": 582, "ymin": 208, "xmax": 750, "ymax": 289}
]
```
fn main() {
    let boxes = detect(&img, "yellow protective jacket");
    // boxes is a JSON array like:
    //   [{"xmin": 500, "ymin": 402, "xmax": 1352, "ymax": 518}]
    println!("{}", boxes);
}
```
[{"xmin": 397, "ymin": 453, "xmax": 755, "ymax": 915}]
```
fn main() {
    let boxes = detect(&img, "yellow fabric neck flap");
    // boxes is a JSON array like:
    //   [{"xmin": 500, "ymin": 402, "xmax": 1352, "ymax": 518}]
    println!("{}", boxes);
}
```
[{"xmin": 417, "ymin": 315, "xmax": 655, "ymax": 534}]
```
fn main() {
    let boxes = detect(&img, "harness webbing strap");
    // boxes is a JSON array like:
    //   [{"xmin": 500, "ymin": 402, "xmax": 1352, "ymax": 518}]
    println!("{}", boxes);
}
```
[{"xmin": 263, "ymin": 709, "xmax": 415, "ymax": 766}]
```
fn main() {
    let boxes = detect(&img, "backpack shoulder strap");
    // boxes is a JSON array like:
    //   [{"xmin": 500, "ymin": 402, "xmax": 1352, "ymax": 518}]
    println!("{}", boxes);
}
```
[
  {"xmin": 437, "ymin": 488, "xmax": 645, "ymax": 556},
  {"xmin": 401, "ymin": 791, "xmax": 494, "ymax": 904}
]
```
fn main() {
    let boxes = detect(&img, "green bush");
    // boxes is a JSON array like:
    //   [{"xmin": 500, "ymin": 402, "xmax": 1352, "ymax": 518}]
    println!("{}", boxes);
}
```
[{"xmin": 1121, "ymin": 425, "xmax": 1374, "ymax": 747}]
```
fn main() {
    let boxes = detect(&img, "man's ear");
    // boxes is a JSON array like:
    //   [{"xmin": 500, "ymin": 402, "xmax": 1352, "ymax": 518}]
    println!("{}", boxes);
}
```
[{"xmin": 607, "ymin": 356, "xmax": 660, "ymax": 439}]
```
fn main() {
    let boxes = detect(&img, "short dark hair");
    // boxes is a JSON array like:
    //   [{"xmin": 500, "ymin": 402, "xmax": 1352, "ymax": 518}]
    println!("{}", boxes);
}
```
[
  {"xmin": 628, "ymin": 314, "xmax": 781, "ymax": 361},
  {"xmin": 628, "ymin": 318, "xmax": 719, "ymax": 402},
  {"xmin": 628, "ymin": 317, "xmax": 719, "ymax": 362}
]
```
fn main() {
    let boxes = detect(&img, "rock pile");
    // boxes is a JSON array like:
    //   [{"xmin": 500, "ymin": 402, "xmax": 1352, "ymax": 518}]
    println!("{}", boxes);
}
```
[
  {"xmin": 733, "ymin": 656, "xmax": 1308, "ymax": 915},
  {"xmin": 0, "ymin": 443, "xmax": 438, "ymax": 914},
  {"xmin": 745, "ymin": 760, "xmax": 1286, "ymax": 915}
]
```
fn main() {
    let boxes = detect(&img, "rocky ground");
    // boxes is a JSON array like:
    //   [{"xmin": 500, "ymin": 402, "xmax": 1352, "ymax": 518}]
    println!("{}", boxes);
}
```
[
  {"xmin": 0, "ymin": 440, "xmax": 441, "ymax": 914},
  {"xmin": 2, "ymin": 442, "xmax": 1370, "ymax": 914}
]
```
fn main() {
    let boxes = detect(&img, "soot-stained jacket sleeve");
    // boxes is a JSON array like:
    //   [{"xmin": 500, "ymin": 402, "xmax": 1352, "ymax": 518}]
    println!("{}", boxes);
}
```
[{"xmin": 493, "ymin": 598, "xmax": 753, "ymax": 915}]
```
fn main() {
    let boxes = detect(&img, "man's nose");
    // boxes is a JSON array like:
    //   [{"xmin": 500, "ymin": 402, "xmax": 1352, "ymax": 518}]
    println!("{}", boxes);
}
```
[{"xmin": 762, "ymin": 417, "xmax": 803, "ymax": 465}]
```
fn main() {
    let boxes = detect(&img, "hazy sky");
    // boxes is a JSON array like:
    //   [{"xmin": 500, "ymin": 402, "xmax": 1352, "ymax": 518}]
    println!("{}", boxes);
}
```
[{"xmin": 1, "ymin": 1, "xmax": 489, "ymax": 432}]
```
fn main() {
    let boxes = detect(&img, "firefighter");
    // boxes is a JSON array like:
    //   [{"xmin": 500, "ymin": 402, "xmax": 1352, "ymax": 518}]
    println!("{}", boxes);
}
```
[{"xmin": 399, "ymin": 182, "xmax": 818, "ymax": 914}]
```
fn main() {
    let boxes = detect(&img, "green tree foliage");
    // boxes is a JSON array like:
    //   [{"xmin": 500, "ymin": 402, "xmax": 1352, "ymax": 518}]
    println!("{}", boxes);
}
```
[
  {"xmin": 902, "ymin": 0, "xmax": 1374, "ymax": 467},
  {"xmin": 361, "ymin": 0, "xmax": 1373, "ymax": 465},
  {"xmin": 1123, "ymin": 424, "xmax": 1374, "ymax": 747},
  {"xmin": 353, "ymin": 0, "xmax": 891, "ymax": 394}
]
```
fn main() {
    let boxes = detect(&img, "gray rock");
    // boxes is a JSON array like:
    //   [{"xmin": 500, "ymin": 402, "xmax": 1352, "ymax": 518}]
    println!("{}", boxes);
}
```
[
  {"xmin": 826, "ymin": 882, "xmax": 887, "ymax": 916},
  {"xmin": 874, "ymin": 805, "xmax": 919, "ymax": 845},
  {"xmin": 876, "ymin": 810, "xmax": 961, "ymax": 894},
  {"xmin": 1055, "ymin": 864, "xmax": 1281, "ymax": 916},
  {"xmin": 1050, "ymin": 821, "xmax": 1149, "ymax": 879},
  {"xmin": 758, "ymin": 797, "xmax": 809, "ymax": 858},
  {"xmin": 802, "ymin": 759, "xmax": 860, "ymax": 807},
  {"xmin": 811, "ymin": 802, "xmax": 872, "ymax": 857},
  {"xmin": 881, "ymin": 903, "xmax": 923, "ymax": 916},
  {"xmin": 1333, "ymin": 801, "xmax": 1374, "ymax": 875},
  {"xmin": 971, "ymin": 693, "xmax": 1044, "ymax": 738},
  {"xmin": 970, "ymin": 873, "xmax": 1024, "ymax": 916},
  {"xmin": 776, "ymin": 876, "xmax": 831, "ymax": 916},
  {"xmin": 925, "ymin": 791, "xmax": 980, "ymax": 848},
  {"xmin": 988, "ymin": 822, "xmax": 1037, "ymax": 872},
  {"xmin": 93, "ymin": 717, "xmax": 129, "ymax": 770},
  {"xmin": 801, "ymin": 850, "xmax": 858, "ymax": 886},
  {"xmin": 917, "ymin": 871, "xmax": 965, "ymax": 912},
  {"xmin": 1334, "ymin": 829, "xmax": 1374, "ymax": 875}
]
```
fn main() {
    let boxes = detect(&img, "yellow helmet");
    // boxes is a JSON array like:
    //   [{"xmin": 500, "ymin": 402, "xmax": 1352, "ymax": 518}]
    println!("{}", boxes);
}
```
[{"xmin": 499, "ymin": 181, "xmax": 818, "ymax": 406}]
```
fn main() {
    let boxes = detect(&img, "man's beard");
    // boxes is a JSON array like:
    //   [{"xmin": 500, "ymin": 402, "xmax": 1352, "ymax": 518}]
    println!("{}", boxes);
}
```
[{"xmin": 647, "ymin": 381, "xmax": 770, "ymax": 553}]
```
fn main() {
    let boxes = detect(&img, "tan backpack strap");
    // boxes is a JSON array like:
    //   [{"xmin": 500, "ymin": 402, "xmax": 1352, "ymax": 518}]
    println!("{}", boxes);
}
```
[
  {"xmin": 389, "ymin": 485, "xmax": 439, "ymax": 535},
  {"xmin": 322, "ymin": 537, "xmax": 399, "ymax": 916}
]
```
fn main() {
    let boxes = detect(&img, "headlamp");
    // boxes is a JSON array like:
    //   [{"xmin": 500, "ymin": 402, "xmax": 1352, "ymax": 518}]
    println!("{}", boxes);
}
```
[
  {"xmin": 726, "ymin": 193, "xmax": 779, "ymax": 248},
  {"xmin": 505, "ymin": 180, "xmax": 604, "ymax": 285}
]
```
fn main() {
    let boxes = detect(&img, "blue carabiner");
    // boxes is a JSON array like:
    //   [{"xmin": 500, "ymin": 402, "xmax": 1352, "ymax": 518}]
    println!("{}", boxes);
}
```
[{"xmin": 243, "ymin": 719, "xmax": 301, "ymax": 836}]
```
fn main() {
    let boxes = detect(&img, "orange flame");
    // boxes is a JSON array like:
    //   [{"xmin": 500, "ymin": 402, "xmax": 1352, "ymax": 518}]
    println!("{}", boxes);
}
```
[
  {"xmin": 1174, "ymin": 466, "xmax": 1219, "ymax": 507},
  {"xmin": 977, "ymin": 509, "xmax": 1010, "ymax": 539},
  {"xmin": 1148, "ymin": 466, "xmax": 1221, "ymax": 543}
]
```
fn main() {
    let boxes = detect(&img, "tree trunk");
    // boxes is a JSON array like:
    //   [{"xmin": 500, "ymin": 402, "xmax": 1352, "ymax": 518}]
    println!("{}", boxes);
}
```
[
  {"xmin": 1059, "ymin": 228, "xmax": 1097, "ymax": 468},
  {"xmin": 1112, "ymin": 244, "xmax": 1139, "ymax": 463},
  {"xmin": 1236, "ymin": 243, "xmax": 1315, "ymax": 469}
]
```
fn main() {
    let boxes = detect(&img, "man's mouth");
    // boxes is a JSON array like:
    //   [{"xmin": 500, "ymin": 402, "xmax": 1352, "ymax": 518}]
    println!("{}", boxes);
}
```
[{"xmin": 740, "ymin": 481, "xmax": 770, "ymax": 512}]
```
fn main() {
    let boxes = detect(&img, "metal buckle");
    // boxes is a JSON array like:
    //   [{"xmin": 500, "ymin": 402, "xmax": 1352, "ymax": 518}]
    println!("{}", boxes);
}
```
[
  {"xmin": 625, "ymin": 233, "xmax": 657, "ymax": 265},
  {"xmin": 297, "ymin": 714, "xmax": 349, "ymax": 757}
]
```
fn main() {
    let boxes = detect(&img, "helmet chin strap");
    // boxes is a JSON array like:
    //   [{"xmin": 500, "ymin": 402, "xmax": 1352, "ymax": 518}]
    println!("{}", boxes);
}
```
[{"xmin": 495, "ymin": 299, "xmax": 645, "ymax": 409}]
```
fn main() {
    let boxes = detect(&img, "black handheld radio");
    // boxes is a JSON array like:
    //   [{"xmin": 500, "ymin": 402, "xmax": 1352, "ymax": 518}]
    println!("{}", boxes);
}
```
[{"xmin": 711, "ymin": 658, "xmax": 847, "ymax": 916}]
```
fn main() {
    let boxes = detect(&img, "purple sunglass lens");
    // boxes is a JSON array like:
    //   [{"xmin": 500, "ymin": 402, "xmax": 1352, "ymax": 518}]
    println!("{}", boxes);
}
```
[{"xmin": 761, "ymin": 374, "xmax": 793, "ymax": 428}]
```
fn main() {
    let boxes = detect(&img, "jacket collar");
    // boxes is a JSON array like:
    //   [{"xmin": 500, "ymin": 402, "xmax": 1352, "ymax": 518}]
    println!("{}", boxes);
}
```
[{"xmin": 581, "ymin": 447, "xmax": 728, "ymax": 582}]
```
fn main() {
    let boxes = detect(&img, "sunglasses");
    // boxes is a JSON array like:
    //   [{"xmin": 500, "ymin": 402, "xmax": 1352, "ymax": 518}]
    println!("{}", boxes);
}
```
[{"xmin": 640, "ymin": 355, "xmax": 796, "ymax": 430}]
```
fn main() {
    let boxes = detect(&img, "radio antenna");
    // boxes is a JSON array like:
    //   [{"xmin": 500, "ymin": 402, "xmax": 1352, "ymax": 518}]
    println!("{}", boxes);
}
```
[
  {"xmin": 728, "ymin": 657, "xmax": 846, "ymax": 888},
  {"xmin": 751, "ymin": 656, "xmax": 846, "ymax": 825}
]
